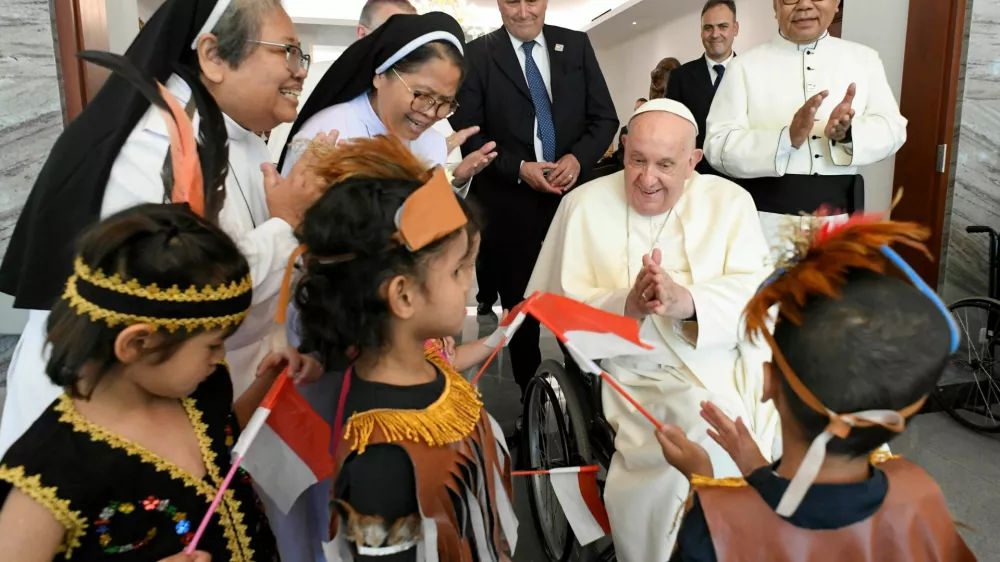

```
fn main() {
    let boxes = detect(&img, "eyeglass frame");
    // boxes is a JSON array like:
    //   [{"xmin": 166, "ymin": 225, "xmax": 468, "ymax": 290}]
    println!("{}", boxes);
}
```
[
  {"xmin": 391, "ymin": 68, "xmax": 460, "ymax": 119},
  {"xmin": 780, "ymin": 0, "xmax": 832, "ymax": 5},
  {"xmin": 247, "ymin": 40, "xmax": 310, "ymax": 73}
]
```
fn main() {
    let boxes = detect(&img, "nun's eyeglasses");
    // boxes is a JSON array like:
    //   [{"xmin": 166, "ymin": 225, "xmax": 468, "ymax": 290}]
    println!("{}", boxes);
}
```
[
  {"xmin": 248, "ymin": 40, "xmax": 311, "ymax": 73},
  {"xmin": 392, "ymin": 69, "xmax": 460, "ymax": 119}
]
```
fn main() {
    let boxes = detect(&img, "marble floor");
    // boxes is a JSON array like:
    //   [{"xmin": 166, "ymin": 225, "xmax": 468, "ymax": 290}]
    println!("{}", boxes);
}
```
[{"xmin": 0, "ymin": 288, "xmax": 997, "ymax": 560}]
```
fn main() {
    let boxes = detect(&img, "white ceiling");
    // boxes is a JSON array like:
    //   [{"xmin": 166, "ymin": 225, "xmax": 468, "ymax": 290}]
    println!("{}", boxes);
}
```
[
  {"xmin": 584, "ymin": 0, "xmax": 713, "ymax": 48},
  {"xmin": 138, "ymin": 0, "xmax": 629, "ymax": 31}
]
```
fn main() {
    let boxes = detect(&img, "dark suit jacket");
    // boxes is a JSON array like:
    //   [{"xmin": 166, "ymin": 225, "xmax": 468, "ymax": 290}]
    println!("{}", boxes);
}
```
[
  {"xmin": 667, "ymin": 54, "xmax": 733, "ymax": 176},
  {"xmin": 450, "ymin": 25, "xmax": 618, "ymax": 245}
]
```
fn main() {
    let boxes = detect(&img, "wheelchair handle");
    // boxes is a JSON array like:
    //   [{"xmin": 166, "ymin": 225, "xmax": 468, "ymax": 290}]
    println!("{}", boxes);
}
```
[{"xmin": 967, "ymin": 225, "xmax": 997, "ymax": 236}]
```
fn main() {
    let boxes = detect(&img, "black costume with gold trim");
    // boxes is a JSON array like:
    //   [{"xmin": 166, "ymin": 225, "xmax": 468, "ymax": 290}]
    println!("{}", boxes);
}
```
[
  {"xmin": 326, "ymin": 348, "xmax": 516, "ymax": 561},
  {"xmin": 0, "ymin": 366, "xmax": 277, "ymax": 561}
]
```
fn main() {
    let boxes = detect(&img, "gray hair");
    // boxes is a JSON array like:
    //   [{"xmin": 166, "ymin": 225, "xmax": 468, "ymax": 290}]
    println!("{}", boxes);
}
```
[
  {"xmin": 211, "ymin": 0, "xmax": 284, "ymax": 67},
  {"xmin": 359, "ymin": 0, "xmax": 416, "ymax": 30}
]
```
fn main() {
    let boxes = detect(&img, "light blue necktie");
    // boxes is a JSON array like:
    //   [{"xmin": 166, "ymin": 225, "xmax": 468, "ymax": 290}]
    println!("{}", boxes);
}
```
[{"xmin": 523, "ymin": 41, "xmax": 556, "ymax": 163}]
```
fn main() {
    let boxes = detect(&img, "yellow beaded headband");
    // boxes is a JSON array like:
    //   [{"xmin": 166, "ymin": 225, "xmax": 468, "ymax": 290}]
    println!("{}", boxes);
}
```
[{"xmin": 62, "ymin": 257, "xmax": 253, "ymax": 333}]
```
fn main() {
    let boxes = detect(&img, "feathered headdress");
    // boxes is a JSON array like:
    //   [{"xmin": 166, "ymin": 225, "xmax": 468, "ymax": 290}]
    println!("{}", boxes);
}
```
[
  {"xmin": 743, "ymin": 203, "xmax": 960, "ymax": 518},
  {"xmin": 77, "ymin": 51, "xmax": 228, "ymax": 221}
]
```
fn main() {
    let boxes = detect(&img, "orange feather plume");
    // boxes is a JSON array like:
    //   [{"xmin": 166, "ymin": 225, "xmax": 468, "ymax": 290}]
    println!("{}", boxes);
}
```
[
  {"xmin": 744, "ymin": 220, "xmax": 932, "ymax": 345},
  {"xmin": 306, "ymin": 135, "xmax": 435, "ymax": 189},
  {"xmin": 156, "ymin": 82, "xmax": 204, "ymax": 216}
]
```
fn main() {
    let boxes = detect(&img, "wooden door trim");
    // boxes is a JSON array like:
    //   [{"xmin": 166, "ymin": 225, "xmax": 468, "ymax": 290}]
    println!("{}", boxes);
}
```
[
  {"xmin": 52, "ymin": 0, "xmax": 110, "ymax": 124},
  {"xmin": 891, "ymin": 0, "xmax": 967, "ymax": 288}
]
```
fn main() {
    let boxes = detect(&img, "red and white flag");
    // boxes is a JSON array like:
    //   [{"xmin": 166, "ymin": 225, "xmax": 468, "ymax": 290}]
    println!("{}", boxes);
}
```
[
  {"xmin": 514, "ymin": 465, "xmax": 610, "ymax": 545},
  {"xmin": 239, "ymin": 373, "xmax": 335, "ymax": 513},
  {"xmin": 486, "ymin": 292, "xmax": 656, "ymax": 366}
]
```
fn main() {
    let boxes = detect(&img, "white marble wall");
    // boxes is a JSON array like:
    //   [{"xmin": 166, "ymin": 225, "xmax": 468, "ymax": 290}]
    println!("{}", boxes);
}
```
[
  {"xmin": 0, "ymin": 0, "xmax": 63, "ymax": 336},
  {"xmin": 943, "ymin": 0, "xmax": 1000, "ymax": 302}
]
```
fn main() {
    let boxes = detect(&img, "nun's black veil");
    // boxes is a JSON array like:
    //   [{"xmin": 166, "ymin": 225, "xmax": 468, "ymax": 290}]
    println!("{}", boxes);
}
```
[
  {"xmin": 0, "ymin": 0, "xmax": 219, "ymax": 310},
  {"xmin": 276, "ymin": 11, "xmax": 466, "ymax": 171}
]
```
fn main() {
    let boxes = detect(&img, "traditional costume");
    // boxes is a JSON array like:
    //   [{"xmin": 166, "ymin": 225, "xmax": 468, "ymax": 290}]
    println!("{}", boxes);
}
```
[
  {"xmin": 0, "ymin": 0, "xmax": 298, "ymax": 459},
  {"xmin": 0, "ymin": 61, "xmax": 277, "ymax": 558},
  {"xmin": 703, "ymin": 32, "xmax": 907, "ymax": 258},
  {"xmin": 277, "ymin": 12, "xmax": 471, "ymax": 197},
  {"xmin": 0, "ymin": 246, "xmax": 277, "ymax": 561},
  {"xmin": 526, "ymin": 100, "xmax": 780, "ymax": 562},
  {"xmin": 671, "ymin": 218, "xmax": 973, "ymax": 562},
  {"xmin": 296, "ymin": 169, "xmax": 518, "ymax": 561}
]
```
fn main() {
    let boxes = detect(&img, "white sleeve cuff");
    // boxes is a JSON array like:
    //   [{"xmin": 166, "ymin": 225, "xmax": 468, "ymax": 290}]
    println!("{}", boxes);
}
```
[{"xmin": 777, "ymin": 127, "xmax": 795, "ymax": 156}]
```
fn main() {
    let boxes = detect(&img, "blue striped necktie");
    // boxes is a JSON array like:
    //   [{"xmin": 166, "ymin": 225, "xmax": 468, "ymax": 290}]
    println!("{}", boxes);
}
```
[{"xmin": 523, "ymin": 41, "xmax": 556, "ymax": 163}]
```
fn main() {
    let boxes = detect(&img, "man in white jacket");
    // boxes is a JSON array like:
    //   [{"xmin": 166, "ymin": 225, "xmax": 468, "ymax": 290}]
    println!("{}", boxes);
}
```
[{"xmin": 704, "ymin": 0, "xmax": 906, "ymax": 258}]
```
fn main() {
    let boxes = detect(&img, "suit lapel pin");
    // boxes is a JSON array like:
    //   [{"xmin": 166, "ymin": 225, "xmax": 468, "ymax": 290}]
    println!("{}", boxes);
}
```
[{"xmin": 555, "ymin": 44, "xmax": 564, "ymax": 52}]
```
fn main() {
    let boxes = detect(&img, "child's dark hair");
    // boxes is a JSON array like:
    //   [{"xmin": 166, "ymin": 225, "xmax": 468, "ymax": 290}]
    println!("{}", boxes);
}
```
[
  {"xmin": 295, "ymin": 136, "xmax": 478, "ymax": 369},
  {"xmin": 46, "ymin": 203, "xmax": 250, "ymax": 398},
  {"xmin": 744, "ymin": 221, "xmax": 951, "ymax": 458},
  {"xmin": 773, "ymin": 269, "xmax": 950, "ymax": 456}
]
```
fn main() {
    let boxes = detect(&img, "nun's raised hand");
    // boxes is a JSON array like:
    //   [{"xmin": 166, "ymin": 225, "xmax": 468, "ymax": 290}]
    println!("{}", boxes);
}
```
[
  {"xmin": 447, "ymin": 126, "xmax": 480, "ymax": 153},
  {"xmin": 452, "ymin": 141, "xmax": 497, "ymax": 186},
  {"xmin": 261, "ymin": 130, "xmax": 340, "ymax": 229}
]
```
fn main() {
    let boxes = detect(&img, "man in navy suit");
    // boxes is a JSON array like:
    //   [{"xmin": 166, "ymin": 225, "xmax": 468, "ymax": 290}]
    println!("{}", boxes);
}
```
[
  {"xmin": 451, "ymin": 0, "xmax": 618, "ymax": 398},
  {"xmin": 667, "ymin": 0, "xmax": 739, "ymax": 175}
]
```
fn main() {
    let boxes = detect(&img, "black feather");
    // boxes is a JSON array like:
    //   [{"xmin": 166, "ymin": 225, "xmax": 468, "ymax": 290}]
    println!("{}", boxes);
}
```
[
  {"xmin": 77, "ymin": 51, "xmax": 181, "ymax": 202},
  {"xmin": 174, "ymin": 63, "xmax": 229, "ymax": 223}
]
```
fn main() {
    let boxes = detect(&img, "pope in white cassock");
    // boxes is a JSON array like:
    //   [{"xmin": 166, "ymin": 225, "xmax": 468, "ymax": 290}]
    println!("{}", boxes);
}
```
[
  {"xmin": 527, "ymin": 99, "xmax": 781, "ymax": 562},
  {"xmin": 704, "ymin": 0, "xmax": 907, "ymax": 259}
]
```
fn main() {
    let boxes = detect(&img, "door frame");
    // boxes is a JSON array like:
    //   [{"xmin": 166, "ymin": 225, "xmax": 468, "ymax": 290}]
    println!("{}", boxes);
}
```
[
  {"xmin": 52, "ymin": 0, "xmax": 110, "ymax": 124},
  {"xmin": 890, "ymin": 0, "xmax": 967, "ymax": 288}
]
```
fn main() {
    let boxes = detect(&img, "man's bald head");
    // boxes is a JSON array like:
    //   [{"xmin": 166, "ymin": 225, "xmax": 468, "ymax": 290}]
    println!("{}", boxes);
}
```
[
  {"xmin": 358, "ymin": 0, "xmax": 416, "ymax": 38},
  {"xmin": 623, "ymin": 111, "xmax": 703, "ymax": 216}
]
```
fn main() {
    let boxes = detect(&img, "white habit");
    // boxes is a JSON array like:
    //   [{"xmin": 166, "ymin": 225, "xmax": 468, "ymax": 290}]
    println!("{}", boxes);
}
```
[
  {"xmin": 526, "ymin": 171, "xmax": 781, "ymax": 562},
  {"xmin": 0, "ymin": 74, "xmax": 298, "ymax": 454},
  {"xmin": 704, "ymin": 32, "xmax": 907, "ymax": 258}
]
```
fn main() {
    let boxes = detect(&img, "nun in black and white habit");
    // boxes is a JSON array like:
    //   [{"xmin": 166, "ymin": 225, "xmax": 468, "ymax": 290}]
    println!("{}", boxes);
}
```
[
  {"xmin": 278, "ymin": 11, "xmax": 496, "ymax": 198},
  {"xmin": 0, "ymin": 0, "xmax": 325, "ymax": 461}
]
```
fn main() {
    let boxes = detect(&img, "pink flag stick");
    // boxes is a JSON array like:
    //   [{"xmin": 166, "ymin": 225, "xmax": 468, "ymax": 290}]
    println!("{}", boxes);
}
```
[
  {"xmin": 185, "ymin": 369, "xmax": 288, "ymax": 553},
  {"xmin": 185, "ymin": 455, "xmax": 245, "ymax": 553},
  {"xmin": 470, "ymin": 337, "xmax": 505, "ymax": 386}
]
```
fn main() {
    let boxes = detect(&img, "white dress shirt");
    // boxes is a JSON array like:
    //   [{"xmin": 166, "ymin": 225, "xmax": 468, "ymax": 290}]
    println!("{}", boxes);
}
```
[
  {"xmin": 507, "ymin": 30, "xmax": 553, "ymax": 165},
  {"xmin": 704, "ymin": 32, "xmax": 907, "ymax": 179},
  {"xmin": 706, "ymin": 52, "xmax": 735, "ymax": 85}
]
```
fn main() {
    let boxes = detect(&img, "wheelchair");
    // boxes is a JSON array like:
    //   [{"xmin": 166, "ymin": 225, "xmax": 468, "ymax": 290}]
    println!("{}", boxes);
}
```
[
  {"xmin": 520, "ymin": 358, "xmax": 617, "ymax": 562},
  {"xmin": 936, "ymin": 225, "xmax": 1000, "ymax": 431}
]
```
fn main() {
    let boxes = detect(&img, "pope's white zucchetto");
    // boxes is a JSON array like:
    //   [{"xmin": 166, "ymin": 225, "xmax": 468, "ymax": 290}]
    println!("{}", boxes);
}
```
[{"xmin": 629, "ymin": 98, "xmax": 699, "ymax": 135}]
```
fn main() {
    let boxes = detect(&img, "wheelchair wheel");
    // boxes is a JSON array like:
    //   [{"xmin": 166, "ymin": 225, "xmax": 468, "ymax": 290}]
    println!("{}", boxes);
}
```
[
  {"xmin": 937, "ymin": 297, "xmax": 1000, "ymax": 431},
  {"xmin": 523, "ymin": 360, "xmax": 595, "ymax": 562}
]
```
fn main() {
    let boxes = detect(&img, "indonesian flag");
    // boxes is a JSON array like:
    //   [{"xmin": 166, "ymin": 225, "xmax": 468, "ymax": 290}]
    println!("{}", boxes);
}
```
[
  {"xmin": 239, "ymin": 372, "xmax": 335, "ymax": 513},
  {"xmin": 513, "ymin": 466, "xmax": 610, "ymax": 545},
  {"xmin": 487, "ymin": 292, "xmax": 656, "ymax": 364}
]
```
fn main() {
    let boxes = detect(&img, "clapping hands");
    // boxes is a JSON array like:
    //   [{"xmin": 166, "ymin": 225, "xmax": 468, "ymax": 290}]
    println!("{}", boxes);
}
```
[
  {"xmin": 656, "ymin": 401, "xmax": 769, "ymax": 481},
  {"xmin": 624, "ymin": 249, "xmax": 695, "ymax": 320}
]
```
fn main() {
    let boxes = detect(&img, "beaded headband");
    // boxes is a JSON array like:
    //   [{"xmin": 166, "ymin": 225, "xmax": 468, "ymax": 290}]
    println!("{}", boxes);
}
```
[
  {"xmin": 62, "ymin": 257, "xmax": 253, "ymax": 333},
  {"xmin": 745, "ymin": 212, "xmax": 959, "ymax": 517}
]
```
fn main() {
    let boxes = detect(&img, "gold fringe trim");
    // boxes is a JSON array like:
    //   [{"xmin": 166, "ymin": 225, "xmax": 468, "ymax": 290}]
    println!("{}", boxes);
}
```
[
  {"xmin": 869, "ymin": 450, "xmax": 902, "ymax": 465},
  {"xmin": 689, "ymin": 474, "xmax": 748, "ymax": 488},
  {"xmin": 0, "ymin": 465, "xmax": 87, "ymax": 558},
  {"xmin": 344, "ymin": 353, "xmax": 483, "ymax": 454},
  {"xmin": 73, "ymin": 257, "xmax": 252, "ymax": 303},
  {"xmin": 63, "ymin": 275, "xmax": 248, "ymax": 333}
]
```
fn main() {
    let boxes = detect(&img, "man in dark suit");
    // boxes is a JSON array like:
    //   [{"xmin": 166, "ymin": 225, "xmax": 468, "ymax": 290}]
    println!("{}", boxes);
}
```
[
  {"xmin": 451, "ymin": 0, "xmax": 617, "ymax": 397},
  {"xmin": 666, "ymin": 0, "xmax": 739, "ymax": 175}
]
